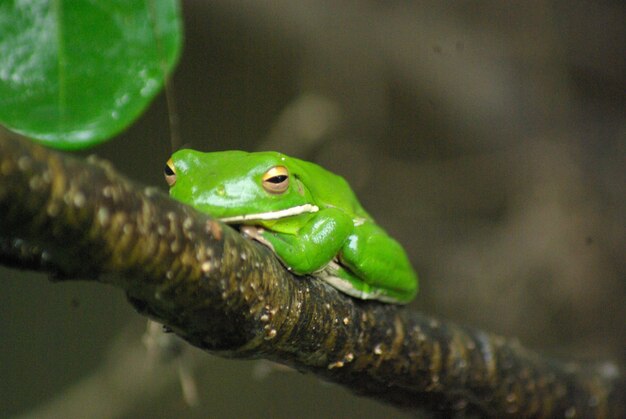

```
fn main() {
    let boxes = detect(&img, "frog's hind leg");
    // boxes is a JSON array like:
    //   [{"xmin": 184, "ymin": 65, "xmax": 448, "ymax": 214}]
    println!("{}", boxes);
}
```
[{"xmin": 337, "ymin": 223, "xmax": 418, "ymax": 303}]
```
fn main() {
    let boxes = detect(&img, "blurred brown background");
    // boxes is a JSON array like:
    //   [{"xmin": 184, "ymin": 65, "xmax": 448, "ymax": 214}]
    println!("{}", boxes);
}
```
[{"xmin": 1, "ymin": 1, "xmax": 624, "ymax": 418}]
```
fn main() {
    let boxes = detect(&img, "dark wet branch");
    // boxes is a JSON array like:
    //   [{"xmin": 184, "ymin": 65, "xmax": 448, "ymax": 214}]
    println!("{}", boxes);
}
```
[{"xmin": 0, "ymin": 135, "xmax": 623, "ymax": 418}]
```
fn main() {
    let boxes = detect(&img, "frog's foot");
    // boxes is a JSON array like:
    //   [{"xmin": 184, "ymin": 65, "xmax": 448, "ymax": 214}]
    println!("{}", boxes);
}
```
[
  {"xmin": 315, "ymin": 261, "xmax": 410, "ymax": 304},
  {"xmin": 239, "ymin": 225, "xmax": 275, "ymax": 251}
]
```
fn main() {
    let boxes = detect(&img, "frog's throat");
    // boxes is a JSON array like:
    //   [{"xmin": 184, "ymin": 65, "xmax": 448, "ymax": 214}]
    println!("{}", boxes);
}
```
[{"xmin": 219, "ymin": 204, "xmax": 319, "ymax": 223}]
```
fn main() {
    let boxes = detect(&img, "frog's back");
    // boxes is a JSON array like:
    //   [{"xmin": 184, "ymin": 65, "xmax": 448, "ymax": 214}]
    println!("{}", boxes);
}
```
[{"xmin": 286, "ymin": 155, "xmax": 372, "ymax": 221}]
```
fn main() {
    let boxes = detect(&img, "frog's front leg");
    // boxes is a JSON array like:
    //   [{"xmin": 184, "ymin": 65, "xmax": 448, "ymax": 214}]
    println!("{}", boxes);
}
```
[{"xmin": 259, "ymin": 208, "xmax": 353, "ymax": 275}]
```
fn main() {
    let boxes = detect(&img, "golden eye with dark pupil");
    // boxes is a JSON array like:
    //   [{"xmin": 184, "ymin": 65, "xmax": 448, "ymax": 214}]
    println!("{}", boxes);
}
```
[
  {"xmin": 265, "ymin": 175, "xmax": 287, "ymax": 184},
  {"xmin": 164, "ymin": 158, "xmax": 177, "ymax": 186},
  {"xmin": 262, "ymin": 166, "xmax": 289, "ymax": 193}
]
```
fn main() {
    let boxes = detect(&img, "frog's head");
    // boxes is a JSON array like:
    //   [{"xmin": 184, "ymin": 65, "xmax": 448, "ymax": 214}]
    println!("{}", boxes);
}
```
[{"xmin": 165, "ymin": 149, "xmax": 318, "ymax": 223}]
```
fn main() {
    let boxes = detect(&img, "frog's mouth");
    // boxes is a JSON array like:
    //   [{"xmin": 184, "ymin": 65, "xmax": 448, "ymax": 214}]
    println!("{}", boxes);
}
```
[{"xmin": 219, "ymin": 204, "xmax": 319, "ymax": 224}]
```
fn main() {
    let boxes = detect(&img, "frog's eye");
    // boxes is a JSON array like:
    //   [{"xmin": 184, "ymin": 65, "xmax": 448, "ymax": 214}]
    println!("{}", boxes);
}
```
[
  {"xmin": 262, "ymin": 166, "xmax": 289, "ymax": 194},
  {"xmin": 164, "ymin": 158, "xmax": 176, "ymax": 187}
]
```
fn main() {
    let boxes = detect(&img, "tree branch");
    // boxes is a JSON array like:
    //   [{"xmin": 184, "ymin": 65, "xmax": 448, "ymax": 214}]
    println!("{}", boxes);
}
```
[{"xmin": 0, "ymin": 134, "xmax": 623, "ymax": 418}]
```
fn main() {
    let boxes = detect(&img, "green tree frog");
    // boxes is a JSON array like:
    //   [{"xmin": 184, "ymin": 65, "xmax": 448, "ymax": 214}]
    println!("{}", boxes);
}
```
[{"xmin": 164, "ymin": 150, "xmax": 418, "ymax": 304}]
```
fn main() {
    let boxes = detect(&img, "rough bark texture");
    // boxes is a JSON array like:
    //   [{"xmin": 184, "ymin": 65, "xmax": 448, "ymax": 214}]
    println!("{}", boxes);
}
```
[{"xmin": 0, "ymin": 135, "xmax": 623, "ymax": 418}]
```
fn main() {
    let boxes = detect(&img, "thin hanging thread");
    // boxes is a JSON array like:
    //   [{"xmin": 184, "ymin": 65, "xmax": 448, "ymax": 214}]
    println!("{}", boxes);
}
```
[{"xmin": 146, "ymin": 0, "xmax": 182, "ymax": 152}]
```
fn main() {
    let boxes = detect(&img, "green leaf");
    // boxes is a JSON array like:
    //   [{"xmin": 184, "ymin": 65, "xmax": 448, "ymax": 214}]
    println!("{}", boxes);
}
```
[{"xmin": 0, "ymin": 0, "xmax": 182, "ymax": 150}]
